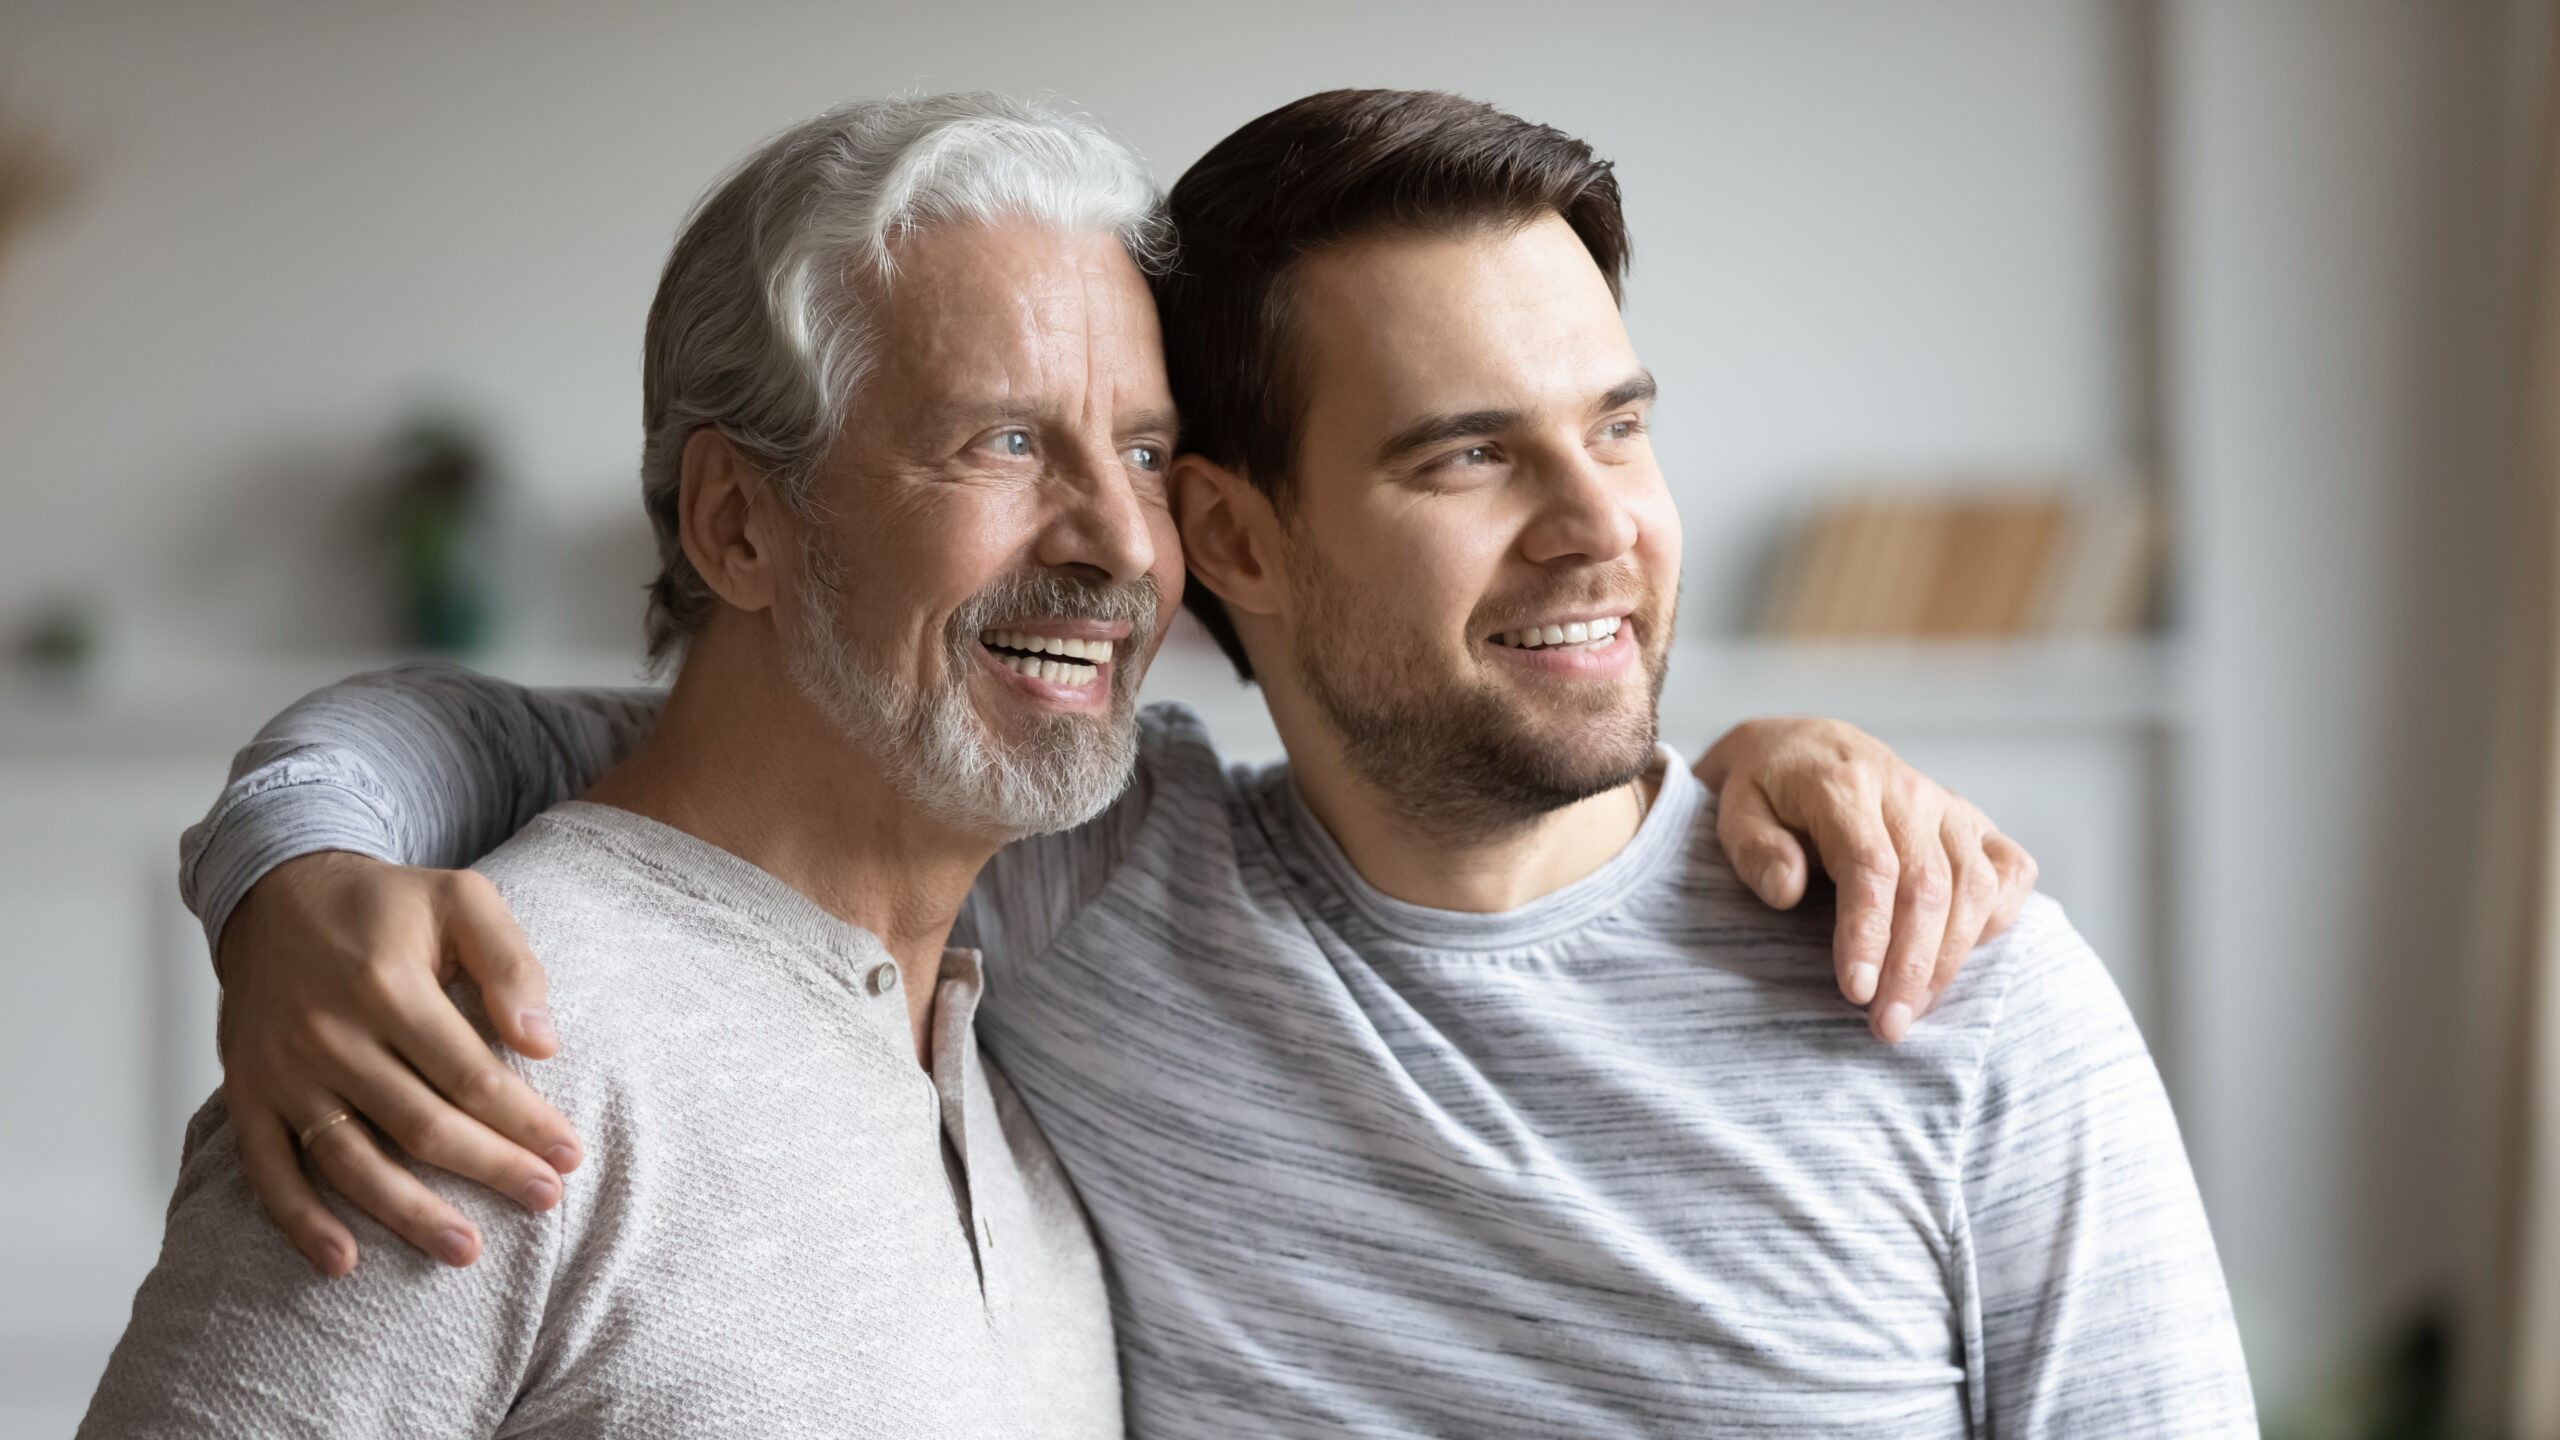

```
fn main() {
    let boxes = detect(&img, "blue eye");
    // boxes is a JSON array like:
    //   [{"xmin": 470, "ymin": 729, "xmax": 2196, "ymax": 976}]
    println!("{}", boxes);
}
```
[
  {"xmin": 997, "ymin": 430, "xmax": 1033, "ymax": 457},
  {"xmin": 1123, "ymin": 445, "xmax": 1163, "ymax": 472}
]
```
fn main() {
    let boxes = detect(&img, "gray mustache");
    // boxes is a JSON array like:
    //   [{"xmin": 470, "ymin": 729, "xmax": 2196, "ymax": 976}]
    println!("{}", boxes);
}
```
[{"xmin": 947, "ymin": 570, "xmax": 1160, "ymax": 647}]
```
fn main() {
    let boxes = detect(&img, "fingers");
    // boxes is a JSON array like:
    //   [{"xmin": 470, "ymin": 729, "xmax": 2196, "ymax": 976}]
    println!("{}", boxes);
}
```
[
  {"xmin": 293, "ymin": 1090, "xmax": 484, "ymax": 1269},
  {"xmin": 1923, "ymin": 810, "xmax": 2003, "ymax": 1009},
  {"xmin": 441, "ymin": 872, "xmax": 559, "ymax": 1059},
  {"xmin": 1714, "ymin": 777, "xmax": 1812, "ymax": 910},
  {"xmin": 1866, "ymin": 777, "xmax": 1953, "ymax": 1044},
  {"xmin": 1709, "ymin": 718, "xmax": 1902, "ymax": 1007},
  {"xmin": 318, "ymin": 1009, "xmax": 566, "ymax": 1217},
  {"xmin": 375, "ymin": 902, "xmax": 584, "ymax": 1174},
  {"xmin": 233, "ymin": 1093, "xmax": 358, "ymax": 1276},
  {"xmin": 1980, "ymin": 829, "xmax": 2038, "ymax": 940},
  {"xmin": 1797, "ymin": 793, "xmax": 1899, "ymax": 1010}
]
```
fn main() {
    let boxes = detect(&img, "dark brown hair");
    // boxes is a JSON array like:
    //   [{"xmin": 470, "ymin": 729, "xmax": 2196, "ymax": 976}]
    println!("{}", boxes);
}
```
[{"xmin": 1154, "ymin": 89, "xmax": 1632, "ymax": 679}]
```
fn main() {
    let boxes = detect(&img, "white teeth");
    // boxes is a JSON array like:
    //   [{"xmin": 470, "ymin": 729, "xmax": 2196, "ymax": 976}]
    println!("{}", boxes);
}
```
[
  {"xmin": 993, "ymin": 649, "xmax": 1100, "ymax": 687},
  {"xmin": 1500, "ymin": 616, "xmax": 1624, "ymax": 650},
  {"xmin": 980, "ymin": 627, "xmax": 1116, "ymax": 668}
]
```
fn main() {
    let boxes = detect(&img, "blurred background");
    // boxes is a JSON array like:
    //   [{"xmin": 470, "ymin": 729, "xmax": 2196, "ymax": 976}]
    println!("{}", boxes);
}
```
[{"xmin": 4, "ymin": 0, "xmax": 2558, "ymax": 1434}]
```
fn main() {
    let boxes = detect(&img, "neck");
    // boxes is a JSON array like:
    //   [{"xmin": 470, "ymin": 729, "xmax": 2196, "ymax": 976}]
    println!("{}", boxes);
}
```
[
  {"xmin": 583, "ymin": 610, "xmax": 1001, "ymax": 1064},
  {"xmin": 1257, "ymin": 659, "xmax": 1661, "ymax": 914}
]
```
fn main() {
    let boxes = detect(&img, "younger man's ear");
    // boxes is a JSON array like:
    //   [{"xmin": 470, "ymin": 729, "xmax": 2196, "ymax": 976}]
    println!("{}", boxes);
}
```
[
  {"xmin": 1170, "ymin": 454, "xmax": 1285, "ymax": 620},
  {"xmin": 678, "ymin": 428, "xmax": 789, "ymax": 614}
]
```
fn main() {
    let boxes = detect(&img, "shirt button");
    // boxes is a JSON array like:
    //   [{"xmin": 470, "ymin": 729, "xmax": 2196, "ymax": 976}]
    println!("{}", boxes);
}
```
[{"xmin": 867, "ymin": 963, "xmax": 900, "ymax": 996}]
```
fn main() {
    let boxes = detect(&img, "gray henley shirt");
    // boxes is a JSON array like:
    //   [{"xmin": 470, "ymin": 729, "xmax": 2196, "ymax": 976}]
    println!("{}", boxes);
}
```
[{"xmin": 90, "ymin": 800, "xmax": 1122, "ymax": 1438}]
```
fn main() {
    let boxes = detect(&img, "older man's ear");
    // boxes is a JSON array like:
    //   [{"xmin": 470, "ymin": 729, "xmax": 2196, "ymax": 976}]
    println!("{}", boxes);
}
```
[{"xmin": 677, "ymin": 427, "xmax": 789, "ymax": 614}]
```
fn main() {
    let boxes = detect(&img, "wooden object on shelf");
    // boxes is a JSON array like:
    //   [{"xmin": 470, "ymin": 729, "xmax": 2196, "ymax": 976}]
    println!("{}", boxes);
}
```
[
  {"xmin": 0, "ymin": 101, "xmax": 71, "ymax": 281},
  {"xmin": 1761, "ymin": 485, "xmax": 2156, "ymax": 639}
]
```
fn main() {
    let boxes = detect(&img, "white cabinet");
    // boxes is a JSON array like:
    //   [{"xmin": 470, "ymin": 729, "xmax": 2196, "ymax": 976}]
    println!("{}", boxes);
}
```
[{"xmin": 0, "ymin": 750, "xmax": 227, "ymax": 1435}]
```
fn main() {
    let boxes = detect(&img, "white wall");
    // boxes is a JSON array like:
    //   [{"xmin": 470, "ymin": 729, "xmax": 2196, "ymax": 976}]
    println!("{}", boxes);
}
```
[{"xmin": 0, "ymin": 0, "xmax": 2123, "ymax": 655}]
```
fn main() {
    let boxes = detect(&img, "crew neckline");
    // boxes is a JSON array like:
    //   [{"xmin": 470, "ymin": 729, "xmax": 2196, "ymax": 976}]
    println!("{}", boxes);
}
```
[{"xmin": 1268, "ymin": 747, "xmax": 1705, "ymax": 951}]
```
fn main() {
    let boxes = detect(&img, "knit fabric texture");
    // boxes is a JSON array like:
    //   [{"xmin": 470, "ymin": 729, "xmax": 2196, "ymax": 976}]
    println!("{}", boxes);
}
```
[{"xmin": 92, "ymin": 800, "xmax": 1121, "ymax": 1438}]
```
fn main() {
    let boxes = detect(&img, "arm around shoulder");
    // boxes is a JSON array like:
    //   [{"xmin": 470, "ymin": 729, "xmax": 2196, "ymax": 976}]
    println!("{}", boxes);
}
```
[{"xmin": 181, "ymin": 662, "xmax": 666, "ymax": 952}]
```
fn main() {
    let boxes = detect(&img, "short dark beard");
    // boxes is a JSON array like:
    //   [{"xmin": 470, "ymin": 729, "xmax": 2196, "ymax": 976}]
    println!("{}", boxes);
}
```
[{"xmin": 1287, "ymin": 541, "xmax": 1671, "ymax": 842}]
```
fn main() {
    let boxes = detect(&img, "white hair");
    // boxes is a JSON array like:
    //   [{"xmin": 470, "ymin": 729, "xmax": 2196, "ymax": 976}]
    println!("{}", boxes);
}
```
[{"xmin": 638, "ymin": 93, "xmax": 1171, "ymax": 663}]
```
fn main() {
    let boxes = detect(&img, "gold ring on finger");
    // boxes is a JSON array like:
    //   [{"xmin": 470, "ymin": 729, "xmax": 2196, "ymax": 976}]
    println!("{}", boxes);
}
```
[{"xmin": 297, "ymin": 1108, "xmax": 355, "ymax": 1150}]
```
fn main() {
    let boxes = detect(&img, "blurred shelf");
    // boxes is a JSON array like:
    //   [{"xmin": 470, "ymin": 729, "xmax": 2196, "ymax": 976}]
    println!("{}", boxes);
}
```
[{"xmin": 1656, "ymin": 636, "xmax": 2183, "ymax": 737}]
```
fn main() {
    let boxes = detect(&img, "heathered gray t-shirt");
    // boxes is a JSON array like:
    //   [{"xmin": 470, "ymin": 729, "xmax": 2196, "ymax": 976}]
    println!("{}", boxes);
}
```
[
  {"xmin": 98, "ymin": 801, "xmax": 1121, "ymax": 1438},
  {"xmin": 180, "ymin": 664, "xmax": 2258, "ymax": 1437}
]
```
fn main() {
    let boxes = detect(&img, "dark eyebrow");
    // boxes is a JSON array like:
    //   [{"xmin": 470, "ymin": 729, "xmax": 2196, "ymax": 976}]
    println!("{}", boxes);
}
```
[
  {"xmin": 1374, "ymin": 407, "xmax": 1524, "ymax": 468},
  {"xmin": 1370, "ymin": 371, "xmax": 1659, "ymax": 469},
  {"xmin": 1600, "ymin": 371, "xmax": 1658, "ymax": 413}
]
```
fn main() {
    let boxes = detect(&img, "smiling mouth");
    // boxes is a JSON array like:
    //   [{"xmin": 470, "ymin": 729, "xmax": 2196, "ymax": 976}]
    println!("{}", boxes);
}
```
[
  {"xmin": 1489, "ymin": 616, "xmax": 1623, "ymax": 653},
  {"xmin": 979, "ymin": 628, "xmax": 1113, "ymax": 689}
]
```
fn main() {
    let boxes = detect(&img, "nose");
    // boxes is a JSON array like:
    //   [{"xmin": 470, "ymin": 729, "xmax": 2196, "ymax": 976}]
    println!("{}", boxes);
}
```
[
  {"xmin": 1033, "ymin": 437, "xmax": 1158, "ymax": 585},
  {"xmin": 1520, "ymin": 443, "xmax": 1643, "ymax": 568}
]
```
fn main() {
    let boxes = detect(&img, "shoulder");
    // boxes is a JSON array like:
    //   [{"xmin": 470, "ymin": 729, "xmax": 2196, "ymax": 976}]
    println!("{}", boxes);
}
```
[
  {"xmin": 472, "ymin": 807, "xmax": 676, "ymax": 965},
  {"xmin": 1658, "ymin": 788, "xmax": 2131, "ymax": 1064},
  {"xmin": 1941, "ymin": 894, "xmax": 2134, "ymax": 1048},
  {"xmin": 1136, "ymin": 700, "xmax": 1237, "ymax": 791},
  {"xmin": 463, "ymin": 804, "xmax": 761, "ymax": 1076},
  {"xmin": 1132, "ymin": 700, "xmax": 1284, "ymax": 831},
  {"xmin": 1639, "ymin": 782, "xmax": 1842, "ymax": 995}
]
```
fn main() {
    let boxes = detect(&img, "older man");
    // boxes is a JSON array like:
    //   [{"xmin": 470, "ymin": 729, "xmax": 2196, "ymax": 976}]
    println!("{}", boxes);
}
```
[
  {"xmin": 84, "ymin": 94, "xmax": 1174, "ymax": 1437},
  {"xmin": 135, "ymin": 93, "xmax": 2242, "ymax": 1438}
]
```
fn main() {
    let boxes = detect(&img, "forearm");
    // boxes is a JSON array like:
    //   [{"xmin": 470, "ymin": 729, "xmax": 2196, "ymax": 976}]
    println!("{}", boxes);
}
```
[{"xmin": 180, "ymin": 662, "xmax": 664, "ymax": 951}]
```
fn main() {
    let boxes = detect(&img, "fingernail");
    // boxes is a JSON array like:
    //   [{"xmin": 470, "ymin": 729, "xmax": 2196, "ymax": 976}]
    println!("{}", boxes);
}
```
[
  {"xmin": 435, "ymin": 1228, "xmax": 476, "ymax": 1266},
  {"xmin": 520, "ymin": 1176, "xmax": 559, "ymax": 1210},
  {"xmin": 544, "ymin": 1144, "xmax": 581, "ymax": 1173},
  {"xmin": 518, "ymin": 1007, "xmax": 558, "ymax": 1047},
  {"xmin": 1847, "ymin": 962, "xmax": 1879, "ymax": 1004},
  {"xmin": 315, "ymin": 1239, "xmax": 350, "ymax": 1275},
  {"xmin": 1877, "ymin": 1001, "xmax": 1914, "ymax": 1044}
]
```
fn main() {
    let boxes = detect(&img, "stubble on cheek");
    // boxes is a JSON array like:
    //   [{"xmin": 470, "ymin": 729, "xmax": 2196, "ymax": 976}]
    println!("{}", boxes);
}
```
[{"xmin": 1287, "ymin": 540, "xmax": 1671, "ymax": 838}]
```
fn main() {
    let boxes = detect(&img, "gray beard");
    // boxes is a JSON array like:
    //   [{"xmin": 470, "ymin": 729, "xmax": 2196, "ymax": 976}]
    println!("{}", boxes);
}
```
[{"xmin": 786, "ymin": 555, "xmax": 1155, "ymax": 837}]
